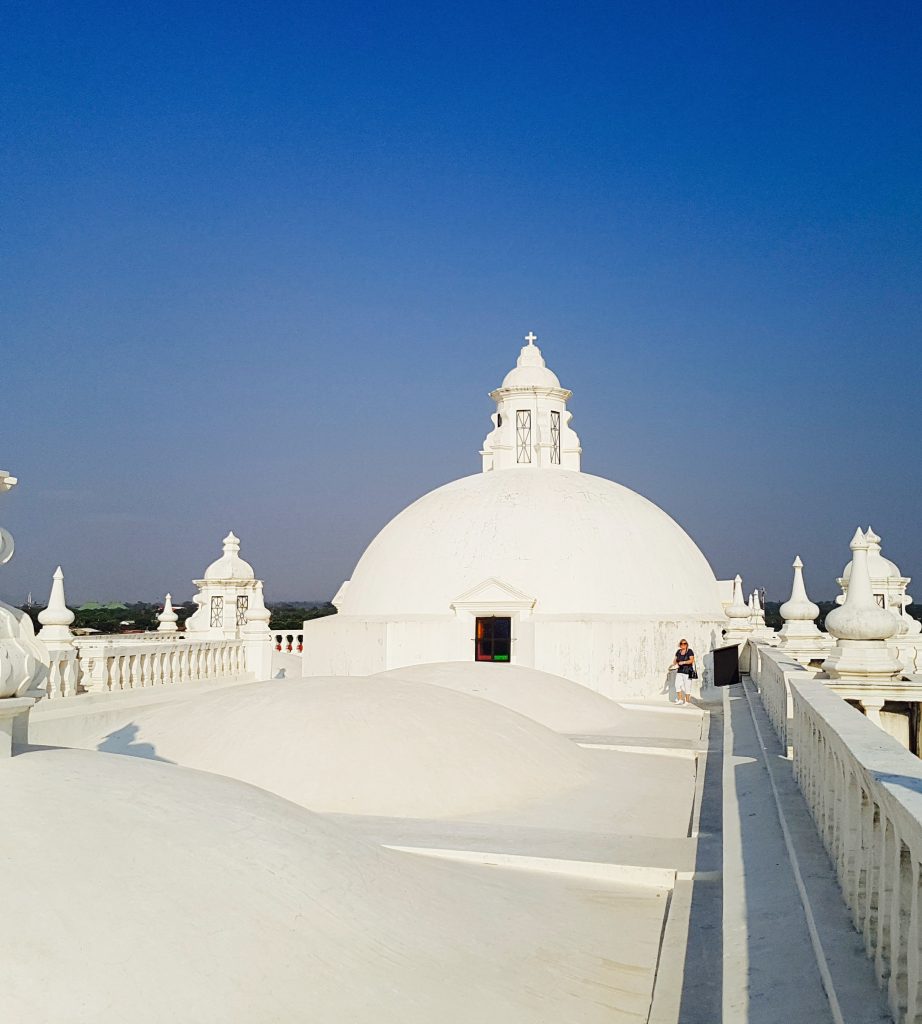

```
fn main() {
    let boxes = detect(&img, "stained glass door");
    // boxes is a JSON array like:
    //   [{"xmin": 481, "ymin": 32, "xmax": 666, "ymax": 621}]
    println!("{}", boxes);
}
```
[{"xmin": 475, "ymin": 616, "xmax": 511, "ymax": 662}]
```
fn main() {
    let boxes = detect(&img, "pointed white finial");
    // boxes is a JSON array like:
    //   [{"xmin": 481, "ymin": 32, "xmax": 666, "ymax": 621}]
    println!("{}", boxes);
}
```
[
  {"xmin": 524, "ymin": 331, "xmax": 537, "ymax": 345},
  {"xmin": 724, "ymin": 574, "xmax": 753, "ymax": 642},
  {"xmin": 726, "ymin": 575, "xmax": 750, "ymax": 618},
  {"xmin": 780, "ymin": 556, "xmax": 820, "ymax": 623},
  {"xmin": 777, "ymin": 555, "xmax": 826, "ymax": 658},
  {"xmin": 242, "ymin": 581, "xmax": 271, "ymax": 634},
  {"xmin": 157, "ymin": 593, "xmax": 179, "ymax": 633},
  {"xmin": 37, "ymin": 566, "xmax": 75, "ymax": 642},
  {"xmin": 825, "ymin": 529, "xmax": 897, "ymax": 641},
  {"xmin": 223, "ymin": 532, "xmax": 240, "ymax": 555},
  {"xmin": 822, "ymin": 527, "xmax": 902, "ymax": 682}
]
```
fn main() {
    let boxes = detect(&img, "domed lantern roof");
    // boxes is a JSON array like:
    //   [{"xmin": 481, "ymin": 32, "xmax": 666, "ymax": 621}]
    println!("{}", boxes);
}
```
[
  {"xmin": 203, "ymin": 532, "xmax": 255, "ymax": 581},
  {"xmin": 840, "ymin": 527, "xmax": 902, "ymax": 583},
  {"xmin": 500, "ymin": 333, "xmax": 562, "ymax": 389}
]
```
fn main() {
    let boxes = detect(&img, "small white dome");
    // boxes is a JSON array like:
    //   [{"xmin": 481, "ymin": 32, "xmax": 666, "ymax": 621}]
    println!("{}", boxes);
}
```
[
  {"xmin": 842, "ymin": 552, "xmax": 902, "ymax": 582},
  {"xmin": 338, "ymin": 469, "xmax": 723, "ymax": 618},
  {"xmin": 501, "ymin": 363, "xmax": 561, "ymax": 389},
  {"xmin": 203, "ymin": 531, "xmax": 255, "ymax": 580},
  {"xmin": 500, "ymin": 339, "xmax": 561, "ymax": 389},
  {"xmin": 374, "ymin": 662, "xmax": 630, "ymax": 734},
  {"xmin": 58, "ymin": 677, "xmax": 594, "ymax": 818}
]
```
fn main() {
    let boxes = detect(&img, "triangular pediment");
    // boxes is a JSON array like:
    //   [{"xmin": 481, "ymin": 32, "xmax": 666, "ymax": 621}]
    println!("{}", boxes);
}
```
[{"xmin": 451, "ymin": 577, "xmax": 536, "ymax": 609}]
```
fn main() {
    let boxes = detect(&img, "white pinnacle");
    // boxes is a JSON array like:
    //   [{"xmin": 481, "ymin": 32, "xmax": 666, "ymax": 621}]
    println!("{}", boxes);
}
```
[
  {"xmin": 822, "ymin": 527, "xmax": 903, "ymax": 681},
  {"xmin": 157, "ymin": 593, "xmax": 179, "ymax": 633},
  {"xmin": 825, "ymin": 529, "xmax": 898, "ymax": 642},
  {"xmin": 242, "ymin": 581, "xmax": 271, "ymax": 635},
  {"xmin": 779, "ymin": 557, "xmax": 819, "ymax": 622},
  {"xmin": 37, "ymin": 566, "xmax": 75, "ymax": 642}
]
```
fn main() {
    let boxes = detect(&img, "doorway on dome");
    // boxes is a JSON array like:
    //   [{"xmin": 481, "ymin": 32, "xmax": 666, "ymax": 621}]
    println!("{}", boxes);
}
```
[{"xmin": 475, "ymin": 616, "xmax": 511, "ymax": 662}]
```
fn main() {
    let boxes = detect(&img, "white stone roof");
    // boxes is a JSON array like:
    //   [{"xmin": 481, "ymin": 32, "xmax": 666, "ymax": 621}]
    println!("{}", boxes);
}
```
[
  {"xmin": 336, "ymin": 468, "xmax": 724, "ymax": 618},
  {"xmin": 45, "ymin": 676, "xmax": 593, "ymax": 818}
]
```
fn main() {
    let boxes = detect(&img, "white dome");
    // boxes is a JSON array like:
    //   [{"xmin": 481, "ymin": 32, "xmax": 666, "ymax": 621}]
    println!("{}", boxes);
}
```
[
  {"xmin": 338, "ymin": 469, "xmax": 723, "ymax": 618},
  {"xmin": 6, "ymin": 747, "xmax": 651, "ymax": 1022},
  {"xmin": 203, "ymin": 531, "xmax": 255, "ymax": 580},
  {"xmin": 42, "ymin": 676, "xmax": 593, "ymax": 818},
  {"xmin": 842, "ymin": 552, "xmax": 902, "ymax": 582},
  {"xmin": 500, "ymin": 338, "xmax": 561, "ymax": 389},
  {"xmin": 374, "ymin": 662, "xmax": 630, "ymax": 735},
  {"xmin": 501, "ymin": 362, "xmax": 561, "ymax": 389}
]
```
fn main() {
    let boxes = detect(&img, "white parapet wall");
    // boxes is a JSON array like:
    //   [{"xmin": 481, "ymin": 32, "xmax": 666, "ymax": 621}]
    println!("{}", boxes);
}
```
[
  {"xmin": 754, "ymin": 657, "xmax": 922, "ymax": 1024},
  {"xmin": 789, "ymin": 676, "xmax": 922, "ymax": 1024},
  {"xmin": 748, "ymin": 640, "xmax": 821, "ymax": 753}
]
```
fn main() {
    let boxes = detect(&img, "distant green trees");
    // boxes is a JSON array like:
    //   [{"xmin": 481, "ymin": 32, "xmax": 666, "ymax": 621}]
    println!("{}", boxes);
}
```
[
  {"xmin": 268, "ymin": 603, "xmax": 336, "ymax": 630},
  {"xmin": 763, "ymin": 600, "xmax": 922, "ymax": 631},
  {"xmin": 18, "ymin": 600, "xmax": 336, "ymax": 634}
]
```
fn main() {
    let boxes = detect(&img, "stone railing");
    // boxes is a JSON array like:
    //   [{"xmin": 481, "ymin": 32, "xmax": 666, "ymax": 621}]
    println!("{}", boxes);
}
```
[
  {"xmin": 43, "ymin": 645, "xmax": 80, "ymax": 700},
  {"xmin": 34, "ymin": 635, "xmax": 248, "ymax": 700},
  {"xmin": 789, "ymin": 677, "xmax": 922, "ymax": 1023},
  {"xmin": 748, "ymin": 641, "xmax": 819, "ymax": 752},
  {"xmin": 273, "ymin": 631, "xmax": 303, "ymax": 655}
]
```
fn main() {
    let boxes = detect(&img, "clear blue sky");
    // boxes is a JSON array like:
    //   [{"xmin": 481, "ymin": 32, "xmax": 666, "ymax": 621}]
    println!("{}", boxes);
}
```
[{"xmin": 2, "ymin": 1, "xmax": 921, "ymax": 605}]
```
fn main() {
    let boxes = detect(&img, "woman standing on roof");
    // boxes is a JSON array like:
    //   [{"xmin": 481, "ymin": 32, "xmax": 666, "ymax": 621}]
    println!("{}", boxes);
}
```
[{"xmin": 669, "ymin": 639, "xmax": 696, "ymax": 705}]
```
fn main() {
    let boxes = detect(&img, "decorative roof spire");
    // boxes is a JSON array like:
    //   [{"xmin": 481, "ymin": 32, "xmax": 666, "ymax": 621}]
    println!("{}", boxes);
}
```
[
  {"xmin": 723, "ymin": 575, "xmax": 753, "ymax": 643},
  {"xmin": 157, "ymin": 593, "xmax": 179, "ymax": 633},
  {"xmin": 37, "ymin": 567, "xmax": 75, "ymax": 642},
  {"xmin": 780, "ymin": 557, "xmax": 819, "ymax": 623},
  {"xmin": 825, "ymin": 529, "xmax": 898, "ymax": 641},
  {"xmin": 748, "ymin": 587, "xmax": 776, "ymax": 641},
  {"xmin": 822, "ymin": 528, "xmax": 902, "ymax": 682},
  {"xmin": 777, "ymin": 556, "xmax": 827, "ymax": 660},
  {"xmin": 480, "ymin": 331, "xmax": 581, "ymax": 472},
  {"xmin": 242, "ymin": 580, "xmax": 271, "ymax": 634}
]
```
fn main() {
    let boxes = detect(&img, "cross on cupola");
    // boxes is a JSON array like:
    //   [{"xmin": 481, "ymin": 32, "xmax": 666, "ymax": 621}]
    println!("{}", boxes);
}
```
[{"xmin": 480, "ymin": 332, "xmax": 582, "ymax": 473}]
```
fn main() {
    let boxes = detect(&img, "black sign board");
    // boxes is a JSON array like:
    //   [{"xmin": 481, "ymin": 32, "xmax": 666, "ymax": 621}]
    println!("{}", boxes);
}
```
[{"xmin": 713, "ymin": 644, "xmax": 740, "ymax": 687}]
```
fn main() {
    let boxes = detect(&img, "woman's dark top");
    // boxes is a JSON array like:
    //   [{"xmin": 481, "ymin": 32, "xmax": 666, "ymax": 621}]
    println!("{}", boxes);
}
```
[{"xmin": 675, "ymin": 648, "xmax": 695, "ymax": 675}]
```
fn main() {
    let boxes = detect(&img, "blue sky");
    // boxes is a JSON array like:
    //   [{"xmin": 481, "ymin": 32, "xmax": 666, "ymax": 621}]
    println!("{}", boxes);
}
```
[{"xmin": 2, "ymin": 1, "xmax": 921, "ymax": 604}]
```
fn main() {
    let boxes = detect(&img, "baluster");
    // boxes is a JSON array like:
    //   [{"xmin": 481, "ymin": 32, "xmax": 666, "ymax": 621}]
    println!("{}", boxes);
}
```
[
  {"xmin": 889, "ymin": 840, "xmax": 912, "ymax": 1019},
  {"xmin": 906, "ymin": 858, "xmax": 922, "ymax": 1024},
  {"xmin": 62, "ymin": 655, "xmax": 77, "ymax": 697},
  {"xmin": 876, "ymin": 815, "xmax": 897, "ymax": 983}
]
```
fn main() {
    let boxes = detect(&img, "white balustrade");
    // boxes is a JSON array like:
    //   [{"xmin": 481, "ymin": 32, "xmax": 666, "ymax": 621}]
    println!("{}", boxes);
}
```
[
  {"xmin": 788, "ymin": 677, "xmax": 922, "ymax": 1023},
  {"xmin": 41, "ymin": 646, "xmax": 79, "ymax": 700},
  {"xmin": 748, "ymin": 640, "xmax": 820, "ymax": 752},
  {"xmin": 60, "ymin": 635, "xmax": 250, "ymax": 697}
]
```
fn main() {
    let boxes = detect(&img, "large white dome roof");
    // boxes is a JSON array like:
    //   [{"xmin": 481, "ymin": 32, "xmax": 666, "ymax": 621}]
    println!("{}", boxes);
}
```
[{"xmin": 338, "ymin": 468, "xmax": 723, "ymax": 618}]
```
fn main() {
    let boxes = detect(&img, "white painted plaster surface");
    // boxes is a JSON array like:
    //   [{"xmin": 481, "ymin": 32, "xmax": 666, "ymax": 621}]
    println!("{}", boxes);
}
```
[
  {"xmin": 374, "ymin": 660, "xmax": 631, "ymax": 733},
  {"xmin": 3, "ymin": 747, "xmax": 672, "ymax": 1023},
  {"xmin": 28, "ymin": 675, "xmax": 601, "ymax": 817},
  {"xmin": 335, "ymin": 468, "xmax": 724, "ymax": 618}
]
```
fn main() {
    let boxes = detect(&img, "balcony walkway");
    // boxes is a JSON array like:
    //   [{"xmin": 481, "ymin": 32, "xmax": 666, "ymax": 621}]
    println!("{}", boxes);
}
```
[{"xmin": 657, "ymin": 677, "xmax": 891, "ymax": 1023}]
